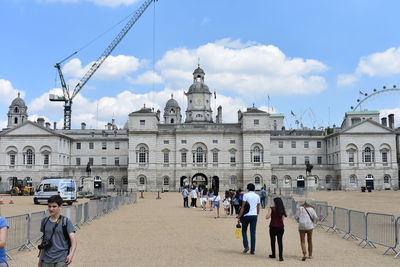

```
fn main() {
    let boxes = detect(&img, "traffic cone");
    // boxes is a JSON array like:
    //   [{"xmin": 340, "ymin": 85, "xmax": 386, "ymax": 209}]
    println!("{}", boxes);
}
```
[
  {"xmin": 0, "ymin": 198, "xmax": 4, "ymax": 205},
  {"xmin": 8, "ymin": 198, "xmax": 14, "ymax": 204}
]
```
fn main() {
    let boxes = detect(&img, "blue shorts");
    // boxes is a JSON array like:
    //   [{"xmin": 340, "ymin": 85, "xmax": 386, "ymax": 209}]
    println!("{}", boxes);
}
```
[{"xmin": 214, "ymin": 202, "xmax": 220, "ymax": 207}]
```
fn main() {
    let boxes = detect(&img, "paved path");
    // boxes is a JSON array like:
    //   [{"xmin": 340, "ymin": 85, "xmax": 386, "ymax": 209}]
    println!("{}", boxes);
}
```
[{"xmin": 11, "ymin": 192, "xmax": 399, "ymax": 266}]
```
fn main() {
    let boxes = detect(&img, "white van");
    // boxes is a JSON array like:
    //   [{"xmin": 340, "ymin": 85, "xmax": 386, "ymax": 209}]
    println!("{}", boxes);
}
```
[{"xmin": 34, "ymin": 178, "xmax": 77, "ymax": 205}]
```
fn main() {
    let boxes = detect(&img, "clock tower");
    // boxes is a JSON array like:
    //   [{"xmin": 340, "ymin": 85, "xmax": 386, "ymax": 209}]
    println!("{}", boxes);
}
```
[{"xmin": 185, "ymin": 65, "xmax": 213, "ymax": 123}]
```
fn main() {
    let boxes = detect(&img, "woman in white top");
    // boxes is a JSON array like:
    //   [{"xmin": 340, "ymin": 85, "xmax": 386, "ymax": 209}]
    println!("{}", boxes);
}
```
[
  {"xmin": 213, "ymin": 191, "xmax": 221, "ymax": 218},
  {"xmin": 200, "ymin": 189, "xmax": 208, "ymax": 211},
  {"xmin": 294, "ymin": 202, "xmax": 319, "ymax": 261}
]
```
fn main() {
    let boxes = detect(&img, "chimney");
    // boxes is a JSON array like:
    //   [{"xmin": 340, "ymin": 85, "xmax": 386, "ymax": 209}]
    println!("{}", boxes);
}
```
[
  {"xmin": 53, "ymin": 122, "xmax": 57, "ymax": 130},
  {"xmin": 381, "ymin": 117, "xmax": 387, "ymax": 127},
  {"xmin": 81, "ymin": 122, "xmax": 86, "ymax": 130},
  {"xmin": 37, "ymin": 117, "xmax": 45, "ymax": 127},
  {"xmin": 45, "ymin": 122, "xmax": 51, "ymax": 129},
  {"xmin": 216, "ymin": 105, "xmax": 222, "ymax": 123},
  {"xmin": 107, "ymin": 123, "xmax": 112, "ymax": 130},
  {"xmin": 388, "ymin": 114, "xmax": 395, "ymax": 129}
]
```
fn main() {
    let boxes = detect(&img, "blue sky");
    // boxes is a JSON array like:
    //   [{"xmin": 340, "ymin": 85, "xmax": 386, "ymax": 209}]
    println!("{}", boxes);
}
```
[{"xmin": 1, "ymin": 0, "xmax": 400, "ymax": 129}]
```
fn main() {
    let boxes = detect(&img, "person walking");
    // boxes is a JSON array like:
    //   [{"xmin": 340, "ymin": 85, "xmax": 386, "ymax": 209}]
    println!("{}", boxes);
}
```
[
  {"xmin": 190, "ymin": 187, "xmax": 198, "ymax": 208},
  {"xmin": 38, "ymin": 195, "xmax": 77, "ymax": 267},
  {"xmin": 0, "ymin": 216, "xmax": 9, "ymax": 267},
  {"xmin": 259, "ymin": 188, "xmax": 267, "ymax": 209},
  {"xmin": 200, "ymin": 189, "xmax": 208, "ymax": 211},
  {"xmin": 181, "ymin": 187, "xmax": 189, "ymax": 208},
  {"xmin": 266, "ymin": 197, "xmax": 287, "ymax": 261},
  {"xmin": 295, "ymin": 201, "xmax": 318, "ymax": 261},
  {"xmin": 237, "ymin": 183, "xmax": 260, "ymax": 255},
  {"xmin": 223, "ymin": 191, "xmax": 231, "ymax": 215},
  {"xmin": 208, "ymin": 188, "xmax": 214, "ymax": 211},
  {"xmin": 232, "ymin": 189, "xmax": 241, "ymax": 215},
  {"xmin": 213, "ymin": 191, "xmax": 221, "ymax": 218}
]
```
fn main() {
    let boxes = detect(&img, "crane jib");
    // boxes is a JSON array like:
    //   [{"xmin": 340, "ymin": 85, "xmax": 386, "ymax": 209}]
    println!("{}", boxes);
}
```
[{"xmin": 51, "ymin": 0, "xmax": 158, "ymax": 130}]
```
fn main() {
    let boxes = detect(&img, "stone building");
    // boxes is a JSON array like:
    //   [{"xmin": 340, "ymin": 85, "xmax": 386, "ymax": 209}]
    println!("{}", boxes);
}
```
[{"xmin": 0, "ymin": 66, "xmax": 398, "ymax": 192}]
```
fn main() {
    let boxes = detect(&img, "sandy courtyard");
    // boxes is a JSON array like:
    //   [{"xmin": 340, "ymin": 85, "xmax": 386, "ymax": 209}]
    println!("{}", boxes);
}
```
[{"xmin": 8, "ymin": 192, "xmax": 400, "ymax": 266}]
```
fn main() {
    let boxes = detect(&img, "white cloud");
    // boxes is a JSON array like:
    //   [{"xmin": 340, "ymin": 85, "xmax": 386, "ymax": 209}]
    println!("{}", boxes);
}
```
[
  {"xmin": 63, "ymin": 55, "xmax": 141, "ymax": 80},
  {"xmin": 0, "ymin": 79, "xmax": 25, "ymax": 104},
  {"xmin": 154, "ymin": 39, "xmax": 328, "ymax": 98},
  {"xmin": 128, "ymin": 71, "xmax": 163, "ymax": 84},
  {"xmin": 40, "ymin": 0, "xmax": 139, "ymax": 7},
  {"xmin": 337, "ymin": 47, "xmax": 400, "ymax": 87}
]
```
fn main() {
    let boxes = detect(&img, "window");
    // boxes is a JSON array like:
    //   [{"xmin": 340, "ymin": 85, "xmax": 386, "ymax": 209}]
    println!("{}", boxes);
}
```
[
  {"xmin": 382, "ymin": 151, "xmax": 388, "ymax": 163},
  {"xmin": 317, "ymin": 156, "xmax": 322, "ymax": 165},
  {"xmin": 195, "ymin": 147, "xmax": 206, "ymax": 163},
  {"xmin": 102, "ymin": 142, "xmax": 107, "ymax": 150},
  {"xmin": 284, "ymin": 176, "xmax": 291, "ymax": 184},
  {"xmin": 254, "ymin": 177, "xmax": 261, "ymax": 185},
  {"xmin": 115, "ymin": 142, "xmax": 120, "ymax": 150},
  {"xmin": 271, "ymin": 176, "xmax": 277, "ymax": 184},
  {"xmin": 317, "ymin": 141, "xmax": 321, "ymax": 148},
  {"xmin": 44, "ymin": 154, "xmax": 49, "ymax": 165},
  {"xmin": 43, "ymin": 184, "xmax": 58, "ymax": 192},
  {"xmin": 325, "ymin": 176, "xmax": 331, "ymax": 184},
  {"xmin": 252, "ymin": 146, "xmax": 262, "ymax": 163},
  {"xmin": 89, "ymin": 157, "xmax": 94, "ymax": 166},
  {"xmin": 278, "ymin": 141, "xmax": 283, "ymax": 148},
  {"xmin": 279, "ymin": 156, "xmax": 284, "ymax": 165},
  {"xmin": 139, "ymin": 177, "xmax": 145, "ymax": 185},
  {"xmin": 349, "ymin": 175, "xmax": 356, "ymax": 184},
  {"xmin": 115, "ymin": 157, "xmax": 120, "ymax": 166},
  {"xmin": 254, "ymin": 119, "xmax": 259, "ymax": 125},
  {"xmin": 213, "ymin": 140, "xmax": 218, "ymax": 144},
  {"xmin": 24, "ymin": 149, "xmax": 34, "ymax": 165},
  {"xmin": 164, "ymin": 140, "xmax": 169, "ymax": 145},
  {"xmin": 181, "ymin": 152, "xmax": 187, "ymax": 163},
  {"xmin": 230, "ymin": 152, "xmax": 236, "ymax": 163},
  {"xmin": 108, "ymin": 177, "xmax": 115, "ymax": 185},
  {"xmin": 305, "ymin": 156, "xmax": 309, "ymax": 164},
  {"xmin": 230, "ymin": 140, "xmax": 236, "ymax": 144},
  {"xmin": 164, "ymin": 152, "xmax": 169, "ymax": 163},
  {"xmin": 122, "ymin": 177, "xmax": 128, "ymax": 185},
  {"xmin": 292, "ymin": 156, "xmax": 296, "ymax": 165},
  {"xmin": 304, "ymin": 141, "xmax": 309, "ymax": 148},
  {"xmin": 213, "ymin": 152, "xmax": 218, "ymax": 163},
  {"xmin": 230, "ymin": 177, "xmax": 236, "ymax": 184},
  {"xmin": 140, "ymin": 120, "xmax": 145, "ymax": 126},
  {"xmin": 181, "ymin": 140, "xmax": 187, "ymax": 144},
  {"xmin": 363, "ymin": 147, "xmax": 374, "ymax": 162},
  {"xmin": 291, "ymin": 141, "xmax": 296, "ymax": 148},
  {"xmin": 10, "ymin": 154, "xmax": 15, "ymax": 166},
  {"xmin": 138, "ymin": 147, "xmax": 147, "ymax": 163},
  {"xmin": 163, "ymin": 177, "xmax": 169, "ymax": 185},
  {"xmin": 384, "ymin": 175, "xmax": 390, "ymax": 184},
  {"xmin": 76, "ymin": 158, "xmax": 81, "ymax": 166},
  {"xmin": 101, "ymin": 157, "xmax": 106, "ymax": 166},
  {"xmin": 349, "ymin": 151, "xmax": 355, "ymax": 163},
  {"xmin": 76, "ymin": 143, "xmax": 81, "ymax": 149},
  {"xmin": 89, "ymin": 142, "xmax": 94, "ymax": 149}
]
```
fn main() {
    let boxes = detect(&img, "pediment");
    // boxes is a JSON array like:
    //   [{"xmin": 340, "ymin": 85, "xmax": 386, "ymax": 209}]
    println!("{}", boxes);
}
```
[
  {"xmin": 343, "ymin": 120, "xmax": 393, "ymax": 134},
  {"xmin": 2, "ymin": 122, "xmax": 56, "ymax": 136}
]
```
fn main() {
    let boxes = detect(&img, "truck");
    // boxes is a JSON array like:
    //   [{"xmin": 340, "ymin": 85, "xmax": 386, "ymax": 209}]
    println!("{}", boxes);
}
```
[{"xmin": 33, "ymin": 178, "xmax": 77, "ymax": 205}]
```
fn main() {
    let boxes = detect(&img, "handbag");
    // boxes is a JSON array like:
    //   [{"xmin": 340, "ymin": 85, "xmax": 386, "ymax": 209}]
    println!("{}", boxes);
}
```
[
  {"xmin": 304, "ymin": 207, "xmax": 315, "ymax": 223},
  {"xmin": 235, "ymin": 223, "xmax": 242, "ymax": 239}
]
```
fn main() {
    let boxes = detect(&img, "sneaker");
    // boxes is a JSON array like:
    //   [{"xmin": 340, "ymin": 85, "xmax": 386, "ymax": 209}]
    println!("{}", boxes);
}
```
[
  {"xmin": 269, "ymin": 255, "xmax": 276, "ymax": 258},
  {"xmin": 242, "ymin": 248, "xmax": 249, "ymax": 254},
  {"xmin": 250, "ymin": 251, "xmax": 255, "ymax": 255},
  {"xmin": 279, "ymin": 258, "xmax": 284, "ymax": 261}
]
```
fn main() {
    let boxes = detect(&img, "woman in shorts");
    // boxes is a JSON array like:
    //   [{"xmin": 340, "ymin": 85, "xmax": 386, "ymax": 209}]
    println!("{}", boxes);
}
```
[
  {"xmin": 213, "ymin": 191, "xmax": 221, "ymax": 218},
  {"xmin": 208, "ymin": 188, "xmax": 214, "ymax": 211},
  {"xmin": 201, "ymin": 189, "xmax": 208, "ymax": 211},
  {"xmin": 223, "ymin": 191, "xmax": 231, "ymax": 215}
]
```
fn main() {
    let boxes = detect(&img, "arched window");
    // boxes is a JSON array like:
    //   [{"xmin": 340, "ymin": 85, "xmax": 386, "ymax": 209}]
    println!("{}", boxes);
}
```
[
  {"xmin": 349, "ymin": 175, "xmax": 356, "ymax": 184},
  {"xmin": 363, "ymin": 147, "xmax": 374, "ymax": 162},
  {"xmin": 138, "ymin": 146, "xmax": 148, "ymax": 163},
  {"xmin": 230, "ymin": 176, "xmax": 236, "ymax": 185},
  {"xmin": 325, "ymin": 175, "xmax": 332, "ymax": 184},
  {"xmin": 284, "ymin": 175, "xmax": 291, "ymax": 184},
  {"xmin": 271, "ymin": 176, "xmax": 277, "ymax": 184},
  {"xmin": 14, "ymin": 117, "xmax": 18, "ymax": 124},
  {"xmin": 139, "ymin": 177, "xmax": 145, "ymax": 185},
  {"xmin": 163, "ymin": 177, "xmax": 169, "ymax": 185},
  {"xmin": 384, "ymin": 175, "xmax": 390, "ymax": 184},
  {"xmin": 24, "ymin": 149, "xmax": 35, "ymax": 165},
  {"xmin": 108, "ymin": 177, "xmax": 115, "ymax": 185},
  {"xmin": 122, "ymin": 177, "xmax": 128, "ymax": 185},
  {"xmin": 170, "ymin": 118, "xmax": 174, "ymax": 124},
  {"xmin": 254, "ymin": 176, "xmax": 261, "ymax": 185},
  {"xmin": 365, "ymin": 174, "xmax": 374, "ymax": 180},
  {"xmin": 170, "ymin": 108, "xmax": 175, "ymax": 114},
  {"xmin": 14, "ymin": 107, "xmax": 19, "ymax": 113},
  {"xmin": 251, "ymin": 146, "xmax": 263, "ymax": 163},
  {"xmin": 196, "ymin": 147, "xmax": 204, "ymax": 163}
]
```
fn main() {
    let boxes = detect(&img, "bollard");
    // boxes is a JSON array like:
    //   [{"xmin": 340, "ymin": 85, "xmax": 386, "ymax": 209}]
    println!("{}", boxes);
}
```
[
  {"xmin": 140, "ymin": 190, "xmax": 144, "ymax": 199},
  {"xmin": 156, "ymin": 191, "xmax": 161, "ymax": 200},
  {"xmin": 279, "ymin": 188, "xmax": 282, "ymax": 195}
]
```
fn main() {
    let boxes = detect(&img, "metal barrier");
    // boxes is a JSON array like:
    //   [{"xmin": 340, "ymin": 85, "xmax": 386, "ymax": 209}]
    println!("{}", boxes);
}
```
[
  {"xmin": 334, "ymin": 207, "xmax": 349, "ymax": 237},
  {"xmin": 316, "ymin": 205, "xmax": 335, "ymax": 232},
  {"xmin": 6, "ymin": 214, "xmax": 29, "ymax": 252},
  {"xmin": 395, "ymin": 217, "xmax": 400, "ymax": 258},
  {"xmin": 366, "ymin": 212, "xmax": 397, "ymax": 255},
  {"xmin": 28, "ymin": 211, "xmax": 46, "ymax": 247},
  {"xmin": 75, "ymin": 204, "xmax": 83, "ymax": 228},
  {"xmin": 348, "ymin": 210, "xmax": 368, "ymax": 245}
]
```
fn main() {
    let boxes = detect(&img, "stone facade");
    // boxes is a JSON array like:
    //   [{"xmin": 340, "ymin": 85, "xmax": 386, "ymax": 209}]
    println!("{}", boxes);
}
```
[{"xmin": 0, "ymin": 67, "xmax": 398, "ymax": 192}]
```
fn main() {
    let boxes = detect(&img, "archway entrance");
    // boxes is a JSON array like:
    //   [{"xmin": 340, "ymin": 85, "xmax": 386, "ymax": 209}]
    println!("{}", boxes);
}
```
[
  {"xmin": 192, "ymin": 174, "xmax": 208, "ymax": 191},
  {"xmin": 365, "ymin": 174, "xmax": 374, "ymax": 190},
  {"xmin": 211, "ymin": 176, "xmax": 219, "ymax": 192},
  {"xmin": 180, "ymin": 176, "xmax": 189, "ymax": 187},
  {"xmin": 297, "ymin": 175, "xmax": 305, "ymax": 188}
]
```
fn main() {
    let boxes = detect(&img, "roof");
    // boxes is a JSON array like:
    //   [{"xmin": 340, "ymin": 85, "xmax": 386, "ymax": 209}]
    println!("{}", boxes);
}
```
[
  {"xmin": 345, "ymin": 110, "xmax": 379, "ymax": 116},
  {"xmin": 244, "ymin": 106, "xmax": 266, "ymax": 114},
  {"xmin": 130, "ymin": 107, "xmax": 154, "ymax": 114},
  {"xmin": 11, "ymin": 96, "xmax": 27, "ymax": 107},
  {"xmin": 165, "ymin": 98, "xmax": 180, "ymax": 108},
  {"xmin": 270, "ymin": 113, "xmax": 285, "ymax": 117},
  {"xmin": 188, "ymin": 82, "xmax": 210, "ymax": 93}
]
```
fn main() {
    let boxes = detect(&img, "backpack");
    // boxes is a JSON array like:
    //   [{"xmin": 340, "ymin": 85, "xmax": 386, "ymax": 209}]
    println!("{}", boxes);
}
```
[{"xmin": 239, "ymin": 202, "xmax": 250, "ymax": 219}]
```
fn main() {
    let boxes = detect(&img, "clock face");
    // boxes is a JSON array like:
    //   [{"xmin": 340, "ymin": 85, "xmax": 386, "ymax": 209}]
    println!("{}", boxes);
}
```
[{"xmin": 195, "ymin": 97, "xmax": 203, "ymax": 106}]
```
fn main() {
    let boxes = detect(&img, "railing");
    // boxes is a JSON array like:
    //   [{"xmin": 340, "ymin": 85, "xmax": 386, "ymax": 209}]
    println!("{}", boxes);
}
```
[{"xmin": 4, "ymin": 192, "xmax": 136, "ymax": 260}]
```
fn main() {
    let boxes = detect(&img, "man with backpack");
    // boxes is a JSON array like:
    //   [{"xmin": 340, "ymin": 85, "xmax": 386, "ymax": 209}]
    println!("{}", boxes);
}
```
[
  {"xmin": 38, "ymin": 195, "xmax": 77, "ymax": 267},
  {"xmin": 260, "ymin": 188, "xmax": 267, "ymax": 209}
]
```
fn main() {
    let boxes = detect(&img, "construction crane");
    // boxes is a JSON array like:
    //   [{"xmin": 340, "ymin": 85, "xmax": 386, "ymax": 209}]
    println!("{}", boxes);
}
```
[{"xmin": 50, "ymin": 0, "xmax": 158, "ymax": 130}]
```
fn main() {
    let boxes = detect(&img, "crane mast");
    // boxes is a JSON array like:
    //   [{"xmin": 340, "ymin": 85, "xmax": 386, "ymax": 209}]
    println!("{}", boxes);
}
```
[{"xmin": 50, "ymin": 0, "xmax": 158, "ymax": 130}]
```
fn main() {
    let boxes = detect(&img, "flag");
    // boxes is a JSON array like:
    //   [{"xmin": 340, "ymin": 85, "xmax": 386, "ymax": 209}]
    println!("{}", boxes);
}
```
[
  {"xmin": 291, "ymin": 110, "xmax": 295, "ymax": 116},
  {"xmin": 214, "ymin": 91, "xmax": 216, "ymax": 99}
]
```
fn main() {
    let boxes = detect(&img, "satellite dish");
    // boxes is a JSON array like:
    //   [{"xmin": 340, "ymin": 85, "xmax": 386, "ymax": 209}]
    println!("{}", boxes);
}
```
[{"xmin": 383, "ymin": 86, "xmax": 386, "ymax": 89}]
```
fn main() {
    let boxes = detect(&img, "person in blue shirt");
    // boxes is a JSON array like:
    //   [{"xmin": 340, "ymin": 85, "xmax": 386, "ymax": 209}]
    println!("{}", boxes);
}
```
[{"xmin": 0, "ymin": 217, "xmax": 9, "ymax": 267}]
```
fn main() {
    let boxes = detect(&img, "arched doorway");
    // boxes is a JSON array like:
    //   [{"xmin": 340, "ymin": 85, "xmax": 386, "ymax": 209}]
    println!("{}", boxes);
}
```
[
  {"xmin": 297, "ymin": 175, "xmax": 305, "ymax": 188},
  {"xmin": 180, "ymin": 176, "xmax": 189, "ymax": 188},
  {"xmin": 365, "ymin": 174, "xmax": 374, "ymax": 190},
  {"xmin": 211, "ymin": 176, "xmax": 219, "ymax": 192},
  {"xmin": 192, "ymin": 174, "xmax": 208, "ymax": 191}
]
